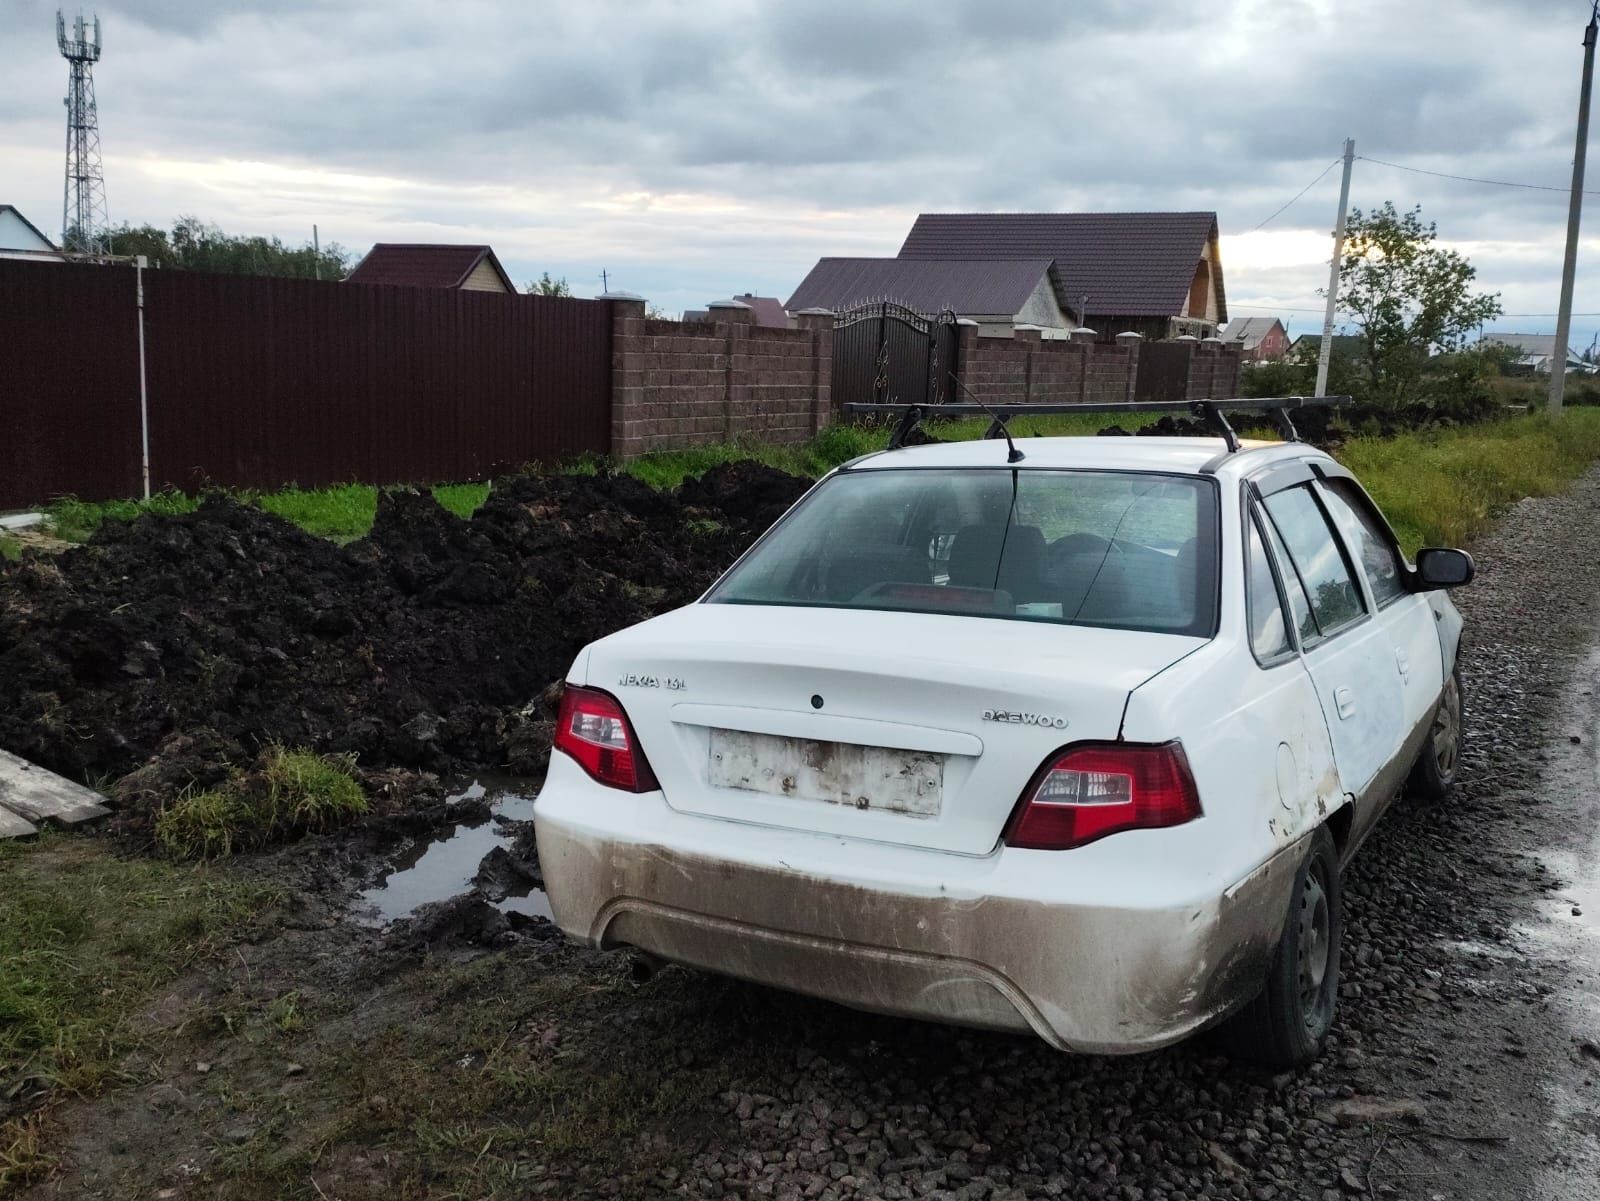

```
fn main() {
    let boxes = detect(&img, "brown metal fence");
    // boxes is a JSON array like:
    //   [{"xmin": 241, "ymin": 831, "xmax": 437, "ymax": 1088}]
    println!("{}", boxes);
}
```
[{"xmin": 0, "ymin": 258, "xmax": 612, "ymax": 508}]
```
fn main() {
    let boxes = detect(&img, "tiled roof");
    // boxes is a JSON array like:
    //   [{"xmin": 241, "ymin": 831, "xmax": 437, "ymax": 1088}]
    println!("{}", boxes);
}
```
[
  {"xmin": 1221, "ymin": 316, "xmax": 1282, "ymax": 347},
  {"xmin": 897, "ymin": 212, "xmax": 1224, "ymax": 322},
  {"xmin": 732, "ymin": 294, "xmax": 794, "ymax": 328},
  {"xmin": 785, "ymin": 257, "xmax": 1063, "ymax": 318},
  {"xmin": 346, "ymin": 243, "xmax": 513, "ymax": 290}
]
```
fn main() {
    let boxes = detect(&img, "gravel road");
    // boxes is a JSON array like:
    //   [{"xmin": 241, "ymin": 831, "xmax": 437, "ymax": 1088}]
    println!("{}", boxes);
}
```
[{"xmin": 648, "ymin": 468, "xmax": 1600, "ymax": 1201}]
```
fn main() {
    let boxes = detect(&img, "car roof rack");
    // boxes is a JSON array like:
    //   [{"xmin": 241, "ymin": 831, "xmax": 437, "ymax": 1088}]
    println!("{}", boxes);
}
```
[{"xmin": 842, "ymin": 396, "xmax": 1351, "ymax": 455}]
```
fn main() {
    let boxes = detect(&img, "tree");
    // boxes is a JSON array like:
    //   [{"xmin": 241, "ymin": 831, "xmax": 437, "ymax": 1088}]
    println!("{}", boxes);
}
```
[
  {"xmin": 106, "ymin": 215, "xmax": 349, "ymax": 280},
  {"xmin": 1335, "ymin": 202, "xmax": 1501, "ymax": 408},
  {"xmin": 525, "ymin": 272, "xmax": 571, "ymax": 296}
]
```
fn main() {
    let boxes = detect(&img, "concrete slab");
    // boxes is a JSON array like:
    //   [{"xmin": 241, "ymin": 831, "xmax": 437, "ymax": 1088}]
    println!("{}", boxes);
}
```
[
  {"xmin": 0, "ymin": 806, "xmax": 38, "ymax": 838},
  {"xmin": 0, "ymin": 512, "xmax": 44, "ymax": 531},
  {"xmin": 0, "ymin": 749, "xmax": 111, "ymax": 834}
]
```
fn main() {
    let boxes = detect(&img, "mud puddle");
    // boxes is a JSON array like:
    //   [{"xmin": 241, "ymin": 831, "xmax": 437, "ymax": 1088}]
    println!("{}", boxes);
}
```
[{"xmin": 356, "ymin": 780, "xmax": 551, "ymax": 924}]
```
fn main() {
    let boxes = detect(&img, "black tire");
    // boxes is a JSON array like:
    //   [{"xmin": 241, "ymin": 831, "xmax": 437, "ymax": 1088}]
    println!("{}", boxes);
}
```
[
  {"xmin": 1407, "ymin": 667, "xmax": 1463, "ymax": 801},
  {"xmin": 1218, "ymin": 826, "xmax": 1342, "ymax": 1069}
]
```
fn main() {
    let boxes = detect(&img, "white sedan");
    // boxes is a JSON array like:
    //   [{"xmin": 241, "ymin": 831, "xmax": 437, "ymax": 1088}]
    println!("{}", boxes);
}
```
[{"xmin": 533, "ymin": 435, "xmax": 1471, "ymax": 1067}]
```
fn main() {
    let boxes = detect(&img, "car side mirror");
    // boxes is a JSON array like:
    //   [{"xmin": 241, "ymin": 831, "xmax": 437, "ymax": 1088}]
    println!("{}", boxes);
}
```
[{"xmin": 1414, "ymin": 547, "xmax": 1475, "ymax": 590}]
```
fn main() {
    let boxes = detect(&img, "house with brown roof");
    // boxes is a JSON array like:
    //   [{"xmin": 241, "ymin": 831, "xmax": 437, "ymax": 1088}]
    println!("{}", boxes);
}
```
[
  {"xmin": 346, "ymin": 243, "xmax": 514, "ymax": 293},
  {"xmin": 896, "ymin": 211, "xmax": 1226, "ymax": 340},
  {"xmin": 784, "ymin": 257, "xmax": 1072, "ymax": 334},
  {"xmin": 683, "ymin": 293, "xmax": 794, "ymax": 328},
  {"xmin": 1221, "ymin": 316, "xmax": 1289, "ymax": 361}
]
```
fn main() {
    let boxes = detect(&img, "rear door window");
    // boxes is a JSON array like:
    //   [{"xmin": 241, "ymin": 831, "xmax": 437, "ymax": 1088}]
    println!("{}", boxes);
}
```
[
  {"xmin": 1246, "ymin": 514, "xmax": 1293, "ymax": 663},
  {"xmin": 1317, "ymin": 480, "xmax": 1407, "ymax": 607},
  {"xmin": 1262, "ymin": 485, "xmax": 1367, "ymax": 639},
  {"xmin": 709, "ymin": 467, "xmax": 1219, "ymax": 636}
]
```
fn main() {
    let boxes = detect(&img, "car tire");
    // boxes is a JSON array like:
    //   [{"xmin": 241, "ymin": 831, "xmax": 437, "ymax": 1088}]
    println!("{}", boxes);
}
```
[
  {"xmin": 1218, "ymin": 825, "xmax": 1341, "ymax": 1069},
  {"xmin": 1407, "ymin": 667, "xmax": 1463, "ymax": 801}
]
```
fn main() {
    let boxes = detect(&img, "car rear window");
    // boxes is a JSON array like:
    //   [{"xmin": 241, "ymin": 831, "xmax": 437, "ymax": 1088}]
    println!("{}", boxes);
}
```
[{"xmin": 707, "ymin": 467, "xmax": 1219, "ymax": 636}]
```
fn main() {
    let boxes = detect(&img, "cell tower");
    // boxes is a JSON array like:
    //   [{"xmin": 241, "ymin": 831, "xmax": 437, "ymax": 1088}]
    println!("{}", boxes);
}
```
[{"xmin": 58, "ymin": 10, "xmax": 109, "ymax": 257}]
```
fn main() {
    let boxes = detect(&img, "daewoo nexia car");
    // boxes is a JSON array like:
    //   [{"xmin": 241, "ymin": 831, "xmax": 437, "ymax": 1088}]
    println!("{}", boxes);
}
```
[{"xmin": 534, "ymin": 434, "xmax": 1471, "ymax": 1067}]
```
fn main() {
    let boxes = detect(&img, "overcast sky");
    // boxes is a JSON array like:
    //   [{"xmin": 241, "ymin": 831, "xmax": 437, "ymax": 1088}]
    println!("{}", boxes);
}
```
[{"xmin": 5, "ymin": 0, "xmax": 1600, "ymax": 341}]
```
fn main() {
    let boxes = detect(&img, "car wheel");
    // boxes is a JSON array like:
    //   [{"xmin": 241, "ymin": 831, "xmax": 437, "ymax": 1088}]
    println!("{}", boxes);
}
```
[
  {"xmin": 1218, "ymin": 825, "xmax": 1341, "ymax": 1069},
  {"xmin": 1407, "ymin": 667, "xmax": 1463, "ymax": 801}
]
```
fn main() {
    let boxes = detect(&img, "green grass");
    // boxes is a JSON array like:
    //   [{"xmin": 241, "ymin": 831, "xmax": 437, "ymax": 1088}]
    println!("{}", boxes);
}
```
[
  {"xmin": 45, "ymin": 481, "xmax": 492, "ymax": 544},
  {"xmin": 155, "ymin": 746, "xmax": 367, "ymax": 860},
  {"xmin": 0, "ymin": 533, "xmax": 19, "ymax": 561},
  {"xmin": 1333, "ymin": 408, "xmax": 1600, "ymax": 554},
  {"xmin": 0, "ymin": 836, "xmax": 280, "ymax": 1190},
  {"xmin": 610, "ymin": 409, "xmax": 1148, "ymax": 489},
  {"xmin": 31, "ymin": 406, "xmax": 1600, "ymax": 558}
]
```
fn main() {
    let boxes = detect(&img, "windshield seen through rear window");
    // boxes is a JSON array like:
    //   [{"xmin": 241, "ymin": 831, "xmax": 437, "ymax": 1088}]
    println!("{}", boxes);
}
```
[{"xmin": 706, "ymin": 468, "xmax": 1219, "ymax": 636}]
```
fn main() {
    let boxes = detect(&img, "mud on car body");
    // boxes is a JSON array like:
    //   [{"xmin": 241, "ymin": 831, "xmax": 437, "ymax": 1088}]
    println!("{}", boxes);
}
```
[{"xmin": 533, "ymin": 435, "xmax": 1472, "ymax": 1068}]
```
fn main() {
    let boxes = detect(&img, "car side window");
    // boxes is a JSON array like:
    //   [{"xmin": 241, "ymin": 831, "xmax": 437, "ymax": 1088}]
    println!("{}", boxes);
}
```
[
  {"xmin": 1317, "ymin": 480, "xmax": 1407, "ymax": 607},
  {"xmin": 1246, "ymin": 513, "xmax": 1293, "ymax": 663},
  {"xmin": 1259, "ymin": 506, "xmax": 1317, "ymax": 646},
  {"xmin": 1263, "ymin": 485, "xmax": 1368, "ymax": 639}
]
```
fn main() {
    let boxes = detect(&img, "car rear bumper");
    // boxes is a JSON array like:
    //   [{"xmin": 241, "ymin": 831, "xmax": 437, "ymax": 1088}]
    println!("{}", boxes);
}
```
[{"xmin": 533, "ymin": 758, "xmax": 1306, "ymax": 1054}]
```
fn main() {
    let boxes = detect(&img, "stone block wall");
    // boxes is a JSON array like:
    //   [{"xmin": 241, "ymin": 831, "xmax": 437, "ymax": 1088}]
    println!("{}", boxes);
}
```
[
  {"xmin": 608, "ymin": 297, "xmax": 832, "ymax": 458},
  {"xmin": 956, "ymin": 327, "xmax": 1141, "ymax": 407},
  {"xmin": 1185, "ymin": 340, "xmax": 1244, "ymax": 400}
]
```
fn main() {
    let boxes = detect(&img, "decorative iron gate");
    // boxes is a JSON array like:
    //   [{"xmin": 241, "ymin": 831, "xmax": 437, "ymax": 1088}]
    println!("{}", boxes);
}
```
[{"xmin": 832, "ymin": 301, "xmax": 961, "ymax": 412}]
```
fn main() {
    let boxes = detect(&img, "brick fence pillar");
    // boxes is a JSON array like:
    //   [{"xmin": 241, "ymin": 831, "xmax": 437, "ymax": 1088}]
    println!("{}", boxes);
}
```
[
  {"xmin": 1216, "ymin": 343, "xmax": 1243, "ymax": 397},
  {"xmin": 1013, "ymin": 325, "xmax": 1043, "ymax": 403},
  {"xmin": 708, "ymin": 300, "xmax": 753, "ymax": 441},
  {"xmin": 604, "ymin": 292, "xmax": 648, "ymax": 458},
  {"xmin": 954, "ymin": 319, "xmax": 980, "ymax": 400},
  {"xmin": 794, "ymin": 308, "xmax": 835, "ymax": 431},
  {"xmin": 1116, "ymin": 330, "xmax": 1142, "ymax": 405}
]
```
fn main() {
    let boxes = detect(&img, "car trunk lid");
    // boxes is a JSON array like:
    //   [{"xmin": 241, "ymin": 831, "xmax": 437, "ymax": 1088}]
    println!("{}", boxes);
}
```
[{"xmin": 581, "ymin": 603, "xmax": 1204, "ymax": 855}]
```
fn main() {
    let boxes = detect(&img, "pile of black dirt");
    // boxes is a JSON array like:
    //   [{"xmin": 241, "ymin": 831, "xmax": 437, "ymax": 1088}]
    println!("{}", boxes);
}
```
[
  {"xmin": 0, "ymin": 463, "xmax": 809, "ymax": 824},
  {"xmin": 676, "ymin": 461, "xmax": 813, "ymax": 534}
]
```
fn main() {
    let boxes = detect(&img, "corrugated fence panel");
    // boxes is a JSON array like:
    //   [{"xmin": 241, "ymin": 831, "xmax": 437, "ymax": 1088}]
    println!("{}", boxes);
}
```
[
  {"xmin": 0, "ymin": 259, "xmax": 143, "ymax": 507},
  {"xmin": 0, "ymin": 259, "xmax": 612, "ymax": 505}
]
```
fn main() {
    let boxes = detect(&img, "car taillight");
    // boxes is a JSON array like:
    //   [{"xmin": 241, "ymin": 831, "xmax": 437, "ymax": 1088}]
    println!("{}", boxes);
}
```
[
  {"xmin": 553, "ymin": 685, "xmax": 659, "ymax": 793},
  {"xmin": 1004, "ymin": 742, "xmax": 1201, "ymax": 850}
]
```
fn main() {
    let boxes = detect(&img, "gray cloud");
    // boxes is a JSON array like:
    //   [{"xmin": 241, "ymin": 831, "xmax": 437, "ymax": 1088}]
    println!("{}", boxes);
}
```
[{"xmin": 2, "ymin": 0, "xmax": 1598, "ymax": 329}]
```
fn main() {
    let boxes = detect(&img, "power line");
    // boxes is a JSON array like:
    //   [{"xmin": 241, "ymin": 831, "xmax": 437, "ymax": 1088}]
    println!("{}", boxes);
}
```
[
  {"xmin": 1230, "ymin": 302, "xmax": 1600, "ymax": 317},
  {"xmin": 1357, "ymin": 154, "xmax": 1600, "ymax": 198},
  {"xmin": 1248, "ymin": 158, "xmax": 1342, "ymax": 232}
]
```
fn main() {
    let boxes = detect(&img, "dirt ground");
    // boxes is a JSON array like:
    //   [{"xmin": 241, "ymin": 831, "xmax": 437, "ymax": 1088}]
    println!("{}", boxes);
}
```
[{"xmin": 5, "ymin": 463, "xmax": 1600, "ymax": 1200}]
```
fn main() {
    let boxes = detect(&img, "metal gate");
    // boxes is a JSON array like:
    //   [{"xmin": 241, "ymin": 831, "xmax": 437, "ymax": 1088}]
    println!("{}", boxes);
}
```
[
  {"xmin": 1134, "ymin": 341, "xmax": 1194, "ymax": 404},
  {"xmin": 832, "ymin": 301, "xmax": 961, "ymax": 411}
]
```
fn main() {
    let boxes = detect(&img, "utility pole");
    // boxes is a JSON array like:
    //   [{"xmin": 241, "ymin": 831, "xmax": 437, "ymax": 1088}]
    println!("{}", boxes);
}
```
[
  {"xmin": 312, "ymin": 223, "xmax": 321, "ymax": 280},
  {"xmin": 1551, "ymin": 5, "xmax": 1598, "ymax": 416},
  {"xmin": 600, "ymin": 268, "xmax": 610, "ymax": 293},
  {"xmin": 1315, "ymin": 138, "xmax": 1356, "ymax": 397}
]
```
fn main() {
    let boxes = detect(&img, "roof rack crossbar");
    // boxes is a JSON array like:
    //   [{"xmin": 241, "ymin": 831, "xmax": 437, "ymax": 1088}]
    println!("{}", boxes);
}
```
[
  {"xmin": 1268, "ymin": 405, "xmax": 1301, "ymax": 442},
  {"xmin": 1190, "ymin": 401, "xmax": 1239, "ymax": 453},
  {"xmin": 846, "ymin": 395, "xmax": 1349, "ymax": 453}
]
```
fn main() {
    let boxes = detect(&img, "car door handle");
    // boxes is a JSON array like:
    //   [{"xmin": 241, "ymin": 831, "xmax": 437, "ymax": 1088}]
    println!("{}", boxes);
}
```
[
  {"xmin": 1395, "ymin": 649, "xmax": 1410, "ymax": 681},
  {"xmin": 1334, "ymin": 686, "xmax": 1357, "ymax": 720}
]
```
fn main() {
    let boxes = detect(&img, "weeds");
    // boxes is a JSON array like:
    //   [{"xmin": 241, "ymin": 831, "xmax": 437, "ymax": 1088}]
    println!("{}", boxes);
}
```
[
  {"xmin": 0, "ymin": 534, "xmax": 20, "ymax": 561},
  {"xmin": 0, "ymin": 836, "xmax": 280, "ymax": 1190},
  {"xmin": 155, "ymin": 746, "xmax": 367, "ymax": 859},
  {"xmin": 1334, "ymin": 408, "xmax": 1600, "ymax": 553}
]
